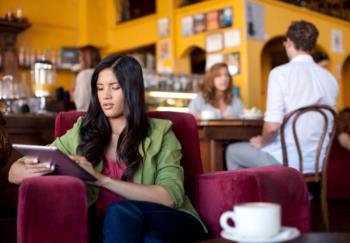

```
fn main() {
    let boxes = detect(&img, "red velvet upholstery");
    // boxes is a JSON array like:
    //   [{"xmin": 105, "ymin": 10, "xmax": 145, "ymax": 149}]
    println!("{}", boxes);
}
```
[
  {"xmin": 198, "ymin": 167, "xmax": 310, "ymax": 236},
  {"xmin": 17, "ymin": 111, "xmax": 310, "ymax": 242},
  {"xmin": 328, "ymin": 140, "xmax": 350, "ymax": 200},
  {"xmin": 17, "ymin": 176, "xmax": 88, "ymax": 243}
]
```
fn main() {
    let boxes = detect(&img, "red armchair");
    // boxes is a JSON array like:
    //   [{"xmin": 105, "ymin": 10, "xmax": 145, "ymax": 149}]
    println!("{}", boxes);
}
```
[
  {"xmin": 17, "ymin": 111, "xmax": 310, "ymax": 243},
  {"xmin": 328, "ymin": 140, "xmax": 350, "ymax": 200}
]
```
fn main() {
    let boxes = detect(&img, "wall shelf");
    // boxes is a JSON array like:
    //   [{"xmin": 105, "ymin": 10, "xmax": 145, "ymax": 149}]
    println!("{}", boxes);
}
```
[{"xmin": 0, "ymin": 20, "xmax": 31, "ymax": 34}]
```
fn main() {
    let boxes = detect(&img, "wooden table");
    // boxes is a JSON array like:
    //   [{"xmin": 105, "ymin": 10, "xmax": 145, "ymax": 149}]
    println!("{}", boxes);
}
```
[
  {"xmin": 198, "ymin": 233, "xmax": 350, "ymax": 243},
  {"xmin": 197, "ymin": 119, "xmax": 263, "ymax": 172}
]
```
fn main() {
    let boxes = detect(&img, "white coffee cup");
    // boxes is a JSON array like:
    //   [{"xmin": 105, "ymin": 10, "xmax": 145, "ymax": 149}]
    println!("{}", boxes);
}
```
[
  {"xmin": 200, "ymin": 110, "xmax": 217, "ymax": 120},
  {"xmin": 220, "ymin": 202, "xmax": 281, "ymax": 239}
]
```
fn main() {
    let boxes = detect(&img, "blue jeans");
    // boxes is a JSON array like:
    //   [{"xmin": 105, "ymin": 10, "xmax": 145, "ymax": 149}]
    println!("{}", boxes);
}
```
[{"xmin": 102, "ymin": 200, "xmax": 205, "ymax": 243}]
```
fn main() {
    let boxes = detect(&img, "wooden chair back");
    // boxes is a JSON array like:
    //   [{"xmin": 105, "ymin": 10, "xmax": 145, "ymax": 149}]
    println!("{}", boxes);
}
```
[
  {"xmin": 280, "ymin": 104, "xmax": 336, "ymax": 181},
  {"xmin": 280, "ymin": 104, "xmax": 336, "ymax": 231}
]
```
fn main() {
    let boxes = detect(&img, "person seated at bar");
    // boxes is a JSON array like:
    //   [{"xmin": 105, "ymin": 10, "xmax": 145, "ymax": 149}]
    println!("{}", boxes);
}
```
[
  {"xmin": 188, "ymin": 62, "xmax": 244, "ymax": 119},
  {"xmin": 226, "ymin": 20, "xmax": 338, "ymax": 172},
  {"xmin": 73, "ymin": 45, "xmax": 101, "ymax": 111},
  {"xmin": 337, "ymin": 108, "xmax": 350, "ymax": 151},
  {"xmin": 312, "ymin": 51, "xmax": 329, "ymax": 69},
  {"xmin": 9, "ymin": 55, "xmax": 206, "ymax": 242}
]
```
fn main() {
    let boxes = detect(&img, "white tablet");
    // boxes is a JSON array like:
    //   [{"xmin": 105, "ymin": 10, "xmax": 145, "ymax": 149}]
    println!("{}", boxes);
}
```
[{"xmin": 12, "ymin": 144, "xmax": 97, "ymax": 181}]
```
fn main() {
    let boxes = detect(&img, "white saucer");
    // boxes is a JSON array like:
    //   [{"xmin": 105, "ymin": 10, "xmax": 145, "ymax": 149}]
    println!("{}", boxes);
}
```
[
  {"xmin": 220, "ymin": 226, "xmax": 300, "ymax": 242},
  {"xmin": 239, "ymin": 113, "xmax": 262, "ymax": 119}
]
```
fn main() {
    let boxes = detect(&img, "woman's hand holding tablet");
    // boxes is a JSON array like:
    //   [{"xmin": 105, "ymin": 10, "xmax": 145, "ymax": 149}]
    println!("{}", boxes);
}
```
[{"xmin": 12, "ymin": 144, "xmax": 97, "ymax": 181}]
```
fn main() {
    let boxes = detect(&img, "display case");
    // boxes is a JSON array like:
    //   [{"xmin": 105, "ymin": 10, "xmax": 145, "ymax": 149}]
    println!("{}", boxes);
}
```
[{"xmin": 143, "ymin": 71, "xmax": 202, "ymax": 112}]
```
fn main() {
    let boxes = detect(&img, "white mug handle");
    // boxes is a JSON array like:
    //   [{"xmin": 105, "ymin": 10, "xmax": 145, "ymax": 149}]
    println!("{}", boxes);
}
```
[{"xmin": 219, "ymin": 211, "xmax": 237, "ymax": 234}]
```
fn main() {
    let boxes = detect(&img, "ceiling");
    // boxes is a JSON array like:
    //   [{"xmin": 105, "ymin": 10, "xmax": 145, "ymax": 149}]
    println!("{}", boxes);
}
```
[{"xmin": 279, "ymin": 0, "xmax": 350, "ymax": 21}]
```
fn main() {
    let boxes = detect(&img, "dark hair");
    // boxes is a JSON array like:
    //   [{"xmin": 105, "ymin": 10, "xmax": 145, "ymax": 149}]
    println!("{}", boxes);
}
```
[
  {"xmin": 77, "ymin": 54, "xmax": 150, "ymax": 181},
  {"xmin": 201, "ymin": 63, "xmax": 233, "ymax": 107},
  {"xmin": 312, "ymin": 51, "xmax": 329, "ymax": 63},
  {"xmin": 337, "ymin": 108, "xmax": 350, "ymax": 135},
  {"xmin": 286, "ymin": 20, "xmax": 319, "ymax": 52},
  {"xmin": 80, "ymin": 45, "xmax": 101, "ymax": 69}
]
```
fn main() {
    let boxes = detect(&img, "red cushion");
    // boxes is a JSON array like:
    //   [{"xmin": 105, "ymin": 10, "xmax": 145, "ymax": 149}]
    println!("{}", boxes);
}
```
[
  {"xmin": 197, "ymin": 166, "xmax": 310, "ymax": 237},
  {"xmin": 17, "ymin": 176, "xmax": 88, "ymax": 243},
  {"xmin": 328, "ymin": 141, "xmax": 350, "ymax": 199}
]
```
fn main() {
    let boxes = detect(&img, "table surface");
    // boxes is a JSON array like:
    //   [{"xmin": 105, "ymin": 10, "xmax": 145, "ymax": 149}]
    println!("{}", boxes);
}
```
[
  {"xmin": 197, "ymin": 118, "xmax": 263, "ymax": 127},
  {"xmin": 198, "ymin": 233, "xmax": 350, "ymax": 243}
]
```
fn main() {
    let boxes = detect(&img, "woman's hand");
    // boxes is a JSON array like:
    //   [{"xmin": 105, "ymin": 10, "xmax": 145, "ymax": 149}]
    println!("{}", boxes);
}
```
[
  {"xmin": 8, "ymin": 157, "xmax": 55, "ymax": 184},
  {"xmin": 69, "ymin": 155, "xmax": 106, "ymax": 186}
]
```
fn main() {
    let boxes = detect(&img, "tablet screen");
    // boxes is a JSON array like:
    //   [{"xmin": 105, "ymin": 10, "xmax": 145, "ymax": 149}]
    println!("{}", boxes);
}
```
[{"xmin": 13, "ymin": 144, "xmax": 97, "ymax": 181}]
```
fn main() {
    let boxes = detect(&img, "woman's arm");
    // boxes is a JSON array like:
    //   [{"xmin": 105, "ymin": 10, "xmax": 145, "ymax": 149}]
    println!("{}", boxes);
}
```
[
  {"xmin": 70, "ymin": 156, "xmax": 174, "ymax": 207},
  {"xmin": 188, "ymin": 95, "xmax": 202, "ymax": 119},
  {"xmin": 8, "ymin": 158, "xmax": 54, "ymax": 184},
  {"xmin": 338, "ymin": 132, "xmax": 350, "ymax": 151},
  {"xmin": 9, "ymin": 118, "xmax": 83, "ymax": 185}
]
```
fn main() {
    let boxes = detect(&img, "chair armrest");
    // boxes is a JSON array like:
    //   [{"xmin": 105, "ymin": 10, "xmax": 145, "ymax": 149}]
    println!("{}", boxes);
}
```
[
  {"xmin": 196, "ymin": 166, "xmax": 310, "ymax": 238},
  {"xmin": 17, "ymin": 176, "xmax": 88, "ymax": 243}
]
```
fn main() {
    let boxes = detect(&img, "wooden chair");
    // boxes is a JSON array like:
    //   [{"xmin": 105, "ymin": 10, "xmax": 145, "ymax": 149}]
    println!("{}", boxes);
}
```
[{"xmin": 280, "ymin": 104, "xmax": 336, "ymax": 231}]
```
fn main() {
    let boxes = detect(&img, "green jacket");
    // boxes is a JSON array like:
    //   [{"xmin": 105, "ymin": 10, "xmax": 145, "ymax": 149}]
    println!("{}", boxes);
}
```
[{"xmin": 50, "ymin": 117, "xmax": 207, "ymax": 232}]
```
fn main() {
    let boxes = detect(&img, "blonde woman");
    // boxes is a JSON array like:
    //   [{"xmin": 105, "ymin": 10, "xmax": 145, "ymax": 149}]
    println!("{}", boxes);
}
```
[{"xmin": 189, "ymin": 63, "xmax": 244, "ymax": 119}]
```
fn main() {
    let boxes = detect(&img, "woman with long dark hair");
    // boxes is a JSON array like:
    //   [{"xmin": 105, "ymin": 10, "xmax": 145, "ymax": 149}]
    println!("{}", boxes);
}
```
[{"xmin": 9, "ymin": 55, "xmax": 206, "ymax": 242}]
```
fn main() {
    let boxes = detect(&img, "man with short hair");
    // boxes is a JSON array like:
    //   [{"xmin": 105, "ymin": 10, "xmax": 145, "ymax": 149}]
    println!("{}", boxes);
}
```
[{"xmin": 226, "ymin": 20, "xmax": 338, "ymax": 173}]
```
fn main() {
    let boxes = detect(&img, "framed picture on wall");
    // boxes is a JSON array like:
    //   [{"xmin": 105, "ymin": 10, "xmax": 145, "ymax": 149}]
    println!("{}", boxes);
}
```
[
  {"xmin": 194, "ymin": 13, "xmax": 206, "ymax": 34},
  {"xmin": 246, "ymin": 1, "xmax": 265, "ymax": 40},
  {"xmin": 181, "ymin": 16, "xmax": 194, "ymax": 37},
  {"xmin": 224, "ymin": 29, "xmax": 241, "ymax": 48},
  {"xmin": 331, "ymin": 29, "xmax": 344, "ymax": 54},
  {"xmin": 219, "ymin": 8, "xmax": 233, "ymax": 28},
  {"xmin": 206, "ymin": 53, "xmax": 224, "ymax": 70},
  {"xmin": 206, "ymin": 11, "xmax": 219, "ymax": 31},
  {"xmin": 205, "ymin": 33, "xmax": 223, "ymax": 52},
  {"xmin": 158, "ymin": 39, "xmax": 171, "ymax": 60},
  {"xmin": 158, "ymin": 17, "xmax": 170, "ymax": 37},
  {"xmin": 225, "ymin": 52, "xmax": 240, "ymax": 76}
]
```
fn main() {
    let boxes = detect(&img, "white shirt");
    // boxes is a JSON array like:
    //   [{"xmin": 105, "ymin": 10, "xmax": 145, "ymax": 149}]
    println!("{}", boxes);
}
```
[
  {"xmin": 188, "ymin": 94, "xmax": 244, "ymax": 118},
  {"xmin": 74, "ymin": 69, "xmax": 94, "ymax": 111},
  {"xmin": 262, "ymin": 55, "xmax": 338, "ymax": 173}
]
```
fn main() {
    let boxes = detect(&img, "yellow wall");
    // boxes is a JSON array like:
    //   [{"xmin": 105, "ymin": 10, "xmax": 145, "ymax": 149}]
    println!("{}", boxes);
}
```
[
  {"xmin": 103, "ymin": 0, "xmax": 158, "ymax": 54},
  {"xmin": 0, "ymin": 0, "xmax": 80, "ymax": 91},
  {"xmin": 174, "ymin": 0, "xmax": 247, "ymax": 99},
  {"xmin": 248, "ymin": 0, "xmax": 350, "ymax": 110},
  {"xmin": 78, "ymin": 0, "xmax": 108, "ymax": 47},
  {"xmin": 2, "ymin": 0, "xmax": 350, "ymax": 109}
]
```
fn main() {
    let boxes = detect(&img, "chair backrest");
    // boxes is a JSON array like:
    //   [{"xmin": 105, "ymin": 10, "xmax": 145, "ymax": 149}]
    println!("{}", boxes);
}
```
[
  {"xmin": 280, "ymin": 104, "xmax": 336, "ymax": 181},
  {"xmin": 55, "ymin": 111, "xmax": 203, "ymax": 203}
]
